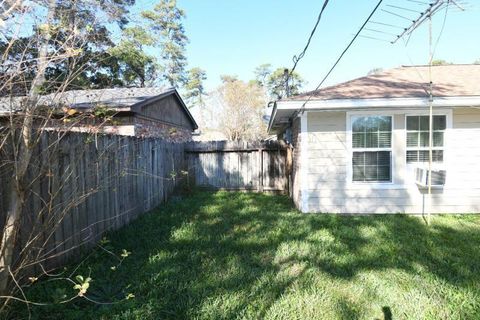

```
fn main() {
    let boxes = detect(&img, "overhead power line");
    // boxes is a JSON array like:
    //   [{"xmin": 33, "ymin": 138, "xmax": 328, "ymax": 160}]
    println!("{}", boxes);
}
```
[
  {"xmin": 298, "ymin": 0, "xmax": 384, "ymax": 113},
  {"xmin": 285, "ymin": 0, "xmax": 330, "ymax": 94}
]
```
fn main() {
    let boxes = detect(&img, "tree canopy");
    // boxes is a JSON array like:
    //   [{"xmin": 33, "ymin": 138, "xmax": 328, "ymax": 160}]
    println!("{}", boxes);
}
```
[
  {"xmin": 0, "ymin": 0, "xmax": 205, "ymax": 96},
  {"xmin": 254, "ymin": 65, "xmax": 305, "ymax": 100},
  {"xmin": 142, "ymin": 0, "xmax": 189, "ymax": 88},
  {"xmin": 209, "ymin": 78, "xmax": 268, "ymax": 141},
  {"xmin": 184, "ymin": 67, "xmax": 207, "ymax": 108}
]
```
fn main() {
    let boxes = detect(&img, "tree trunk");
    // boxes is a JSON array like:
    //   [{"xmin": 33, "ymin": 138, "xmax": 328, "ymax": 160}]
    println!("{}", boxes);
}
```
[{"xmin": 0, "ymin": 0, "xmax": 56, "ymax": 295}]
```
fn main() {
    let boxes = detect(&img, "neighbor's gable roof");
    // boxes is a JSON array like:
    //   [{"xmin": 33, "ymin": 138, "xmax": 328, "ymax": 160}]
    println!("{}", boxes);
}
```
[
  {"xmin": 44, "ymin": 87, "xmax": 174, "ymax": 109},
  {"xmin": 288, "ymin": 64, "xmax": 480, "ymax": 101},
  {"xmin": 0, "ymin": 87, "xmax": 198, "ymax": 129}
]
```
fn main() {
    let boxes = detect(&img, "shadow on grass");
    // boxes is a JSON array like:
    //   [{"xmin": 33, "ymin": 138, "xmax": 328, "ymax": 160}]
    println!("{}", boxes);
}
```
[{"xmin": 13, "ymin": 191, "xmax": 480, "ymax": 319}]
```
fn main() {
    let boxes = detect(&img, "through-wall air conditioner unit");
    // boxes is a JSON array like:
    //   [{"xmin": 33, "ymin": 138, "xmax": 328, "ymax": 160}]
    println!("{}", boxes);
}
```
[{"xmin": 415, "ymin": 168, "xmax": 446, "ymax": 187}]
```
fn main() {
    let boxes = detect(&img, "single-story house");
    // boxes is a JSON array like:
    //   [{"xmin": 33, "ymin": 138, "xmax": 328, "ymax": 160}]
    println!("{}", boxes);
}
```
[
  {"xmin": 268, "ymin": 64, "xmax": 480, "ymax": 214},
  {"xmin": 0, "ymin": 87, "xmax": 198, "ymax": 142}
]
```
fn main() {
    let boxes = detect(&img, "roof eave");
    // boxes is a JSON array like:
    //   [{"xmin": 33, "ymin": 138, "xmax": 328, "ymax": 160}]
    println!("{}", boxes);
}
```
[
  {"xmin": 267, "ymin": 101, "xmax": 278, "ymax": 133},
  {"xmin": 279, "ymin": 95, "xmax": 480, "ymax": 109},
  {"xmin": 268, "ymin": 96, "xmax": 480, "ymax": 132}
]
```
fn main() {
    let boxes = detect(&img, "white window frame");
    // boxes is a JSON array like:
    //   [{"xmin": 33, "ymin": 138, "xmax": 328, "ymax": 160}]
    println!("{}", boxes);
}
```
[
  {"xmin": 346, "ymin": 108, "xmax": 453, "ymax": 189},
  {"xmin": 346, "ymin": 112, "xmax": 395, "ymax": 187},
  {"xmin": 404, "ymin": 110, "xmax": 452, "ymax": 185},
  {"xmin": 405, "ymin": 114, "xmax": 446, "ymax": 166}
]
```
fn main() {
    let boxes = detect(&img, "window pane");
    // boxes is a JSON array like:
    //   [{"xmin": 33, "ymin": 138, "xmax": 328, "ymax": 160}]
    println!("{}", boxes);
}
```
[
  {"xmin": 366, "ymin": 117, "xmax": 378, "ymax": 133},
  {"xmin": 406, "ymin": 115, "xmax": 445, "ymax": 163},
  {"xmin": 418, "ymin": 151, "xmax": 429, "ymax": 162},
  {"xmin": 377, "ymin": 151, "xmax": 390, "ymax": 165},
  {"xmin": 433, "ymin": 150, "xmax": 444, "ymax": 162},
  {"xmin": 352, "ymin": 133, "xmax": 365, "ymax": 148},
  {"xmin": 416, "ymin": 150, "xmax": 444, "ymax": 163},
  {"xmin": 419, "ymin": 132, "xmax": 429, "ymax": 147},
  {"xmin": 419, "ymin": 116, "xmax": 429, "ymax": 130},
  {"xmin": 352, "ymin": 118, "xmax": 365, "ymax": 132},
  {"xmin": 352, "ymin": 152, "xmax": 364, "ymax": 165},
  {"xmin": 364, "ymin": 166, "xmax": 378, "ymax": 181},
  {"xmin": 407, "ymin": 116, "xmax": 419, "ymax": 130},
  {"xmin": 352, "ymin": 151, "xmax": 391, "ymax": 182},
  {"xmin": 364, "ymin": 152, "xmax": 377, "ymax": 165},
  {"xmin": 365, "ymin": 132, "xmax": 379, "ymax": 148},
  {"xmin": 378, "ymin": 132, "xmax": 391, "ymax": 148},
  {"xmin": 433, "ymin": 115, "xmax": 446, "ymax": 130},
  {"xmin": 433, "ymin": 132, "xmax": 444, "ymax": 147},
  {"xmin": 352, "ymin": 116, "xmax": 391, "ymax": 149},
  {"xmin": 353, "ymin": 165, "xmax": 365, "ymax": 181},
  {"xmin": 378, "ymin": 117, "xmax": 392, "ymax": 131},
  {"xmin": 377, "ymin": 166, "xmax": 391, "ymax": 181},
  {"xmin": 407, "ymin": 132, "xmax": 419, "ymax": 147},
  {"xmin": 351, "ymin": 117, "xmax": 392, "ymax": 183},
  {"xmin": 407, "ymin": 150, "xmax": 418, "ymax": 163}
]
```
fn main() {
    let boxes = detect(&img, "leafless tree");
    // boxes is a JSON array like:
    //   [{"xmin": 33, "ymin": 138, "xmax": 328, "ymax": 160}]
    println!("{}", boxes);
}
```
[
  {"xmin": 209, "ymin": 79, "xmax": 268, "ymax": 141},
  {"xmin": 0, "ymin": 0, "xmax": 172, "ymax": 309}
]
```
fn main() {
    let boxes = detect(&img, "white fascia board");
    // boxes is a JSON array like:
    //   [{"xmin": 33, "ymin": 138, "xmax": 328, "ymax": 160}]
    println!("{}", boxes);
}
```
[
  {"xmin": 269, "ymin": 96, "xmax": 480, "ymax": 134},
  {"xmin": 276, "ymin": 96, "xmax": 480, "ymax": 111},
  {"xmin": 267, "ymin": 104, "xmax": 278, "ymax": 133}
]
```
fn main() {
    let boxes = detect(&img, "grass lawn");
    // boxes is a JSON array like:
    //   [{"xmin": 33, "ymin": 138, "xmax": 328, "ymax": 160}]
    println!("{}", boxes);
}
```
[{"xmin": 10, "ymin": 191, "xmax": 480, "ymax": 319}]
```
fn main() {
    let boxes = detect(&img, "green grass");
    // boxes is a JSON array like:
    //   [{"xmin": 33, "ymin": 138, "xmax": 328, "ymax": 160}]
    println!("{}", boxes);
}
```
[{"xmin": 9, "ymin": 191, "xmax": 480, "ymax": 319}]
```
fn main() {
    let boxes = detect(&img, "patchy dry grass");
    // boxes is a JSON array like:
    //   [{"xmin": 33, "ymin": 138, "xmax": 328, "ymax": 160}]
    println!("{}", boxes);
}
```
[{"xmin": 10, "ymin": 191, "xmax": 480, "ymax": 319}]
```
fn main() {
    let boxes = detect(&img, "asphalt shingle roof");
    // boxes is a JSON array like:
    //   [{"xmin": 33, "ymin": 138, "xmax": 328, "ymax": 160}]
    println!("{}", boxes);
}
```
[
  {"xmin": 287, "ymin": 64, "xmax": 480, "ymax": 101},
  {"xmin": 0, "ymin": 87, "xmax": 173, "ymax": 115}
]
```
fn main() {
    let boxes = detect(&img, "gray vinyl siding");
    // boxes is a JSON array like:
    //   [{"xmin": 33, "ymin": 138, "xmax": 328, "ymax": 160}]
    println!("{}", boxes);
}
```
[{"xmin": 303, "ymin": 108, "xmax": 480, "ymax": 214}]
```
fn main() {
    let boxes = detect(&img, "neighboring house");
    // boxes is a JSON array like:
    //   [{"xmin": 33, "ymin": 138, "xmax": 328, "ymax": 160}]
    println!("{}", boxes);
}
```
[
  {"xmin": 268, "ymin": 64, "xmax": 480, "ymax": 214},
  {"xmin": 0, "ymin": 87, "xmax": 198, "ymax": 142}
]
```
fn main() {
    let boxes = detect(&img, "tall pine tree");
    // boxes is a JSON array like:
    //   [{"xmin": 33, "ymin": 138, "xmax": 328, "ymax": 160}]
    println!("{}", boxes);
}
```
[
  {"xmin": 184, "ymin": 67, "xmax": 207, "ymax": 108},
  {"xmin": 142, "ymin": 0, "xmax": 189, "ymax": 88}
]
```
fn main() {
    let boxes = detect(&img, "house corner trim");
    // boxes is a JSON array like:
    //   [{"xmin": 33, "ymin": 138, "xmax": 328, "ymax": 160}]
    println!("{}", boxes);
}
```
[{"xmin": 300, "ymin": 112, "xmax": 309, "ymax": 212}]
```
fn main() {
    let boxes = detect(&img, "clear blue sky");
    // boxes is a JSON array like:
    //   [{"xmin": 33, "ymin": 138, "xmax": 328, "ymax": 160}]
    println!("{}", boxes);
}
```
[{"xmin": 135, "ymin": 0, "xmax": 480, "ymax": 92}]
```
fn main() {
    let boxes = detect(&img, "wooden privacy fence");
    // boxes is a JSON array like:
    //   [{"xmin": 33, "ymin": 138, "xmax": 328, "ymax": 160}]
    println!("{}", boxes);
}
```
[
  {"xmin": 0, "ymin": 131, "xmax": 185, "ymax": 271},
  {"xmin": 185, "ymin": 141, "xmax": 291, "ymax": 193},
  {"xmin": 0, "ymin": 134, "xmax": 291, "ymax": 276}
]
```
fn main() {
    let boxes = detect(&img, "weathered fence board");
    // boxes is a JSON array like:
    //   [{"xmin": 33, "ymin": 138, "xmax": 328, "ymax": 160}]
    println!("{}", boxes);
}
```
[
  {"xmin": 0, "ymin": 131, "xmax": 186, "ymax": 272},
  {"xmin": 0, "ymin": 133, "xmax": 291, "ymax": 278},
  {"xmin": 185, "ymin": 141, "xmax": 290, "ymax": 193}
]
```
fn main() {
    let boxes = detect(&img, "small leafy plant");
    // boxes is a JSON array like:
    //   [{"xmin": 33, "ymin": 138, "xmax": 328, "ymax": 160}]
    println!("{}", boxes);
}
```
[{"xmin": 73, "ymin": 275, "xmax": 91, "ymax": 297}]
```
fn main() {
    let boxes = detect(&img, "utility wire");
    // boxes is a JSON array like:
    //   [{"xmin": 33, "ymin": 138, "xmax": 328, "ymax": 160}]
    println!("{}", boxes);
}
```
[
  {"xmin": 298, "ymin": 0, "xmax": 384, "ymax": 113},
  {"xmin": 431, "ymin": 0, "xmax": 450, "ymax": 58},
  {"xmin": 285, "ymin": 0, "xmax": 330, "ymax": 92}
]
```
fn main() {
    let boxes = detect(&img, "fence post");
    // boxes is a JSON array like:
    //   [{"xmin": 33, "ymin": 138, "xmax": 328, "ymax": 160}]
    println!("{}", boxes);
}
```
[
  {"xmin": 286, "ymin": 145, "xmax": 293, "ymax": 196},
  {"xmin": 258, "ymin": 147, "xmax": 264, "ymax": 193}
]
